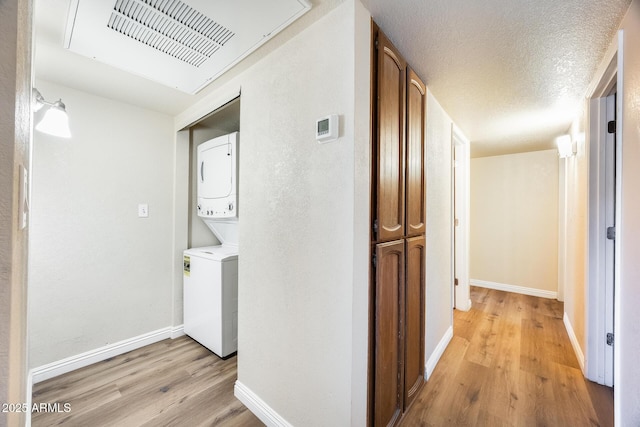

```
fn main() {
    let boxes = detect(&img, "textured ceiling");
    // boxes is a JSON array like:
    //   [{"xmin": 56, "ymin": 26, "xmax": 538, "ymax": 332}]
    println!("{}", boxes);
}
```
[
  {"xmin": 366, "ymin": 0, "xmax": 631, "ymax": 157},
  {"xmin": 35, "ymin": 0, "xmax": 631, "ymax": 157}
]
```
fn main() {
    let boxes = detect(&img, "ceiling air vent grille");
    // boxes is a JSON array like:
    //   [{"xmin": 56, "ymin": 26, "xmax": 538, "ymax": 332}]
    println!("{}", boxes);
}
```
[{"xmin": 107, "ymin": 0, "xmax": 236, "ymax": 67}]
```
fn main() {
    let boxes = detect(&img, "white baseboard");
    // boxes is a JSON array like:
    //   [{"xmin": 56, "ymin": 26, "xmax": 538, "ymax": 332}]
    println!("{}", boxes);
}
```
[
  {"xmin": 563, "ymin": 312, "xmax": 585, "ymax": 373},
  {"xmin": 234, "ymin": 381, "xmax": 292, "ymax": 427},
  {"xmin": 31, "ymin": 325, "xmax": 183, "ymax": 384},
  {"xmin": 456, "ymin": 298, "xmax": 472, "ymax": 311},
  {"xmin": 425, "ymin": 326, "xmax": 453, "ymax": 380},
  {"xmin": 470, "ymin": 279, "xmax": 558, "ymax": 299},
  {"xmin": 171, "ymin": 324, "xmax": 185, "ymax": 339},
  {"xmin": 26, "ymin": 371, "xmax": 33, "ymax": 427}
]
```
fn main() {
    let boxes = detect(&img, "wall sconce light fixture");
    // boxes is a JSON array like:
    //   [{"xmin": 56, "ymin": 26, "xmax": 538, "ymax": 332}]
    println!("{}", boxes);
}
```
[
  {"xmin": 556, "ymin": 134, "xmax": 575, "ymax": 158},
  {"xmin": 33, "ymin": 88, "xmax": 71, "ymax": 138}
]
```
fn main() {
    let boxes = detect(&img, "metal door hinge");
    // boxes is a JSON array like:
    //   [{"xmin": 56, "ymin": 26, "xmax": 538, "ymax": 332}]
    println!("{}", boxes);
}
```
[
  {"xmin": 373, "ymin": 219, "xmax": 378, "ymax": 236},
  {"xmin": 454, "ymin": 218, "xmax": 459, "ymax": 227},
  {"xmin": 454, "ymin": 278, "xmax": 459, "ymax": 286},
  {"xmin": 608, "ymin": 120, "xmax": 616, "ymax": 134},
  {"xmin": 607, "ymin": 333, "xmax": 614, "ymax": 346},
  {"xmin": 607, "ymin": 226, "xmax": 616, "ymax": 241},
  {"xmin": 372, "ymin": 254, "xmax": 377, "ymax": 268}
]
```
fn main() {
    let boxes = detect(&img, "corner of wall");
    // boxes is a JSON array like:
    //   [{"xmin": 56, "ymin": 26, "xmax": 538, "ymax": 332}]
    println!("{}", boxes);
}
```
[
  {"xmin": 234, "ymin": 381, "xmax": 294, "ymax": 427},
  {"xmin": 425, "ymin": 326, "xmax": 453, "ymax": 379},
  {"xmin": 1, "ymin": 1, "xmax": 32, "ymax": 425},
  {"xmin": 351, "ymin": 0, "xmax": 372, "ymax": 425},
  {"xmin": 563, "ymin": 312, "xmax": 585, "ymax": 373}
]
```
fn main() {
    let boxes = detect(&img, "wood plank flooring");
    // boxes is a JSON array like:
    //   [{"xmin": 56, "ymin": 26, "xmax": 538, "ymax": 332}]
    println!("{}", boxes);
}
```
[
  {"xmin": 32, "ymin": 287, "xmax": 613, "ymax": 426},
  {"xmin": 400, "ymin": 286, "xmax": 614, "ymax": 426},
  {"xmin": 32, "ymin": 336, "xmax": 263, "ymax": 427}
]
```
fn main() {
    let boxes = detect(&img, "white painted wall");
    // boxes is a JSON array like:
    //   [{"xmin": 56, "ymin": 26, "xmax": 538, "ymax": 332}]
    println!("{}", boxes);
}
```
[
  {"xmin": 0, "ymin": 0, "xmax": 32, "ymax": 424},
  {"xmin": 351, "ymin": 1, "xmax": 373, "ymax": 423},
  {"xmin": 470, "ymin": 150, "xmax": 559, "ymax": 295},
  {"xmin": 562, "ymin": 108, "xmax": 588, "ymax": 363},
  {"xmin": 563, "ymin": 1, "xmax": 640, "ymax": 422},
  {"xmin": 236, "ymin": 4, "xmax": 365, "ymax": 425},
  {"xmin": 616, "ymin": 0, "xmax": 640, "ymax": 422},
  {"xmin": 425, "ymin": 90, "xmax": 455, "ymax": 363},
  {"xmin": 28, "ymin": 80, "xmax": 176, "ymax": 368},
  {"xmin": 175, "ymin": 1, "xmax": 371, "ymax": 425},
  {"xmin": 558, "ymin": 158, "xmax": 567, "ymax": 303}
]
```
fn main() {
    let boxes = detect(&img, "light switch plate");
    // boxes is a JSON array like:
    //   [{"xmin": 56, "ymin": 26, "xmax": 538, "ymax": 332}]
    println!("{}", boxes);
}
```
[{"xmin": 138, "ymin": 204, "xmax": 149, "ymax": 218}]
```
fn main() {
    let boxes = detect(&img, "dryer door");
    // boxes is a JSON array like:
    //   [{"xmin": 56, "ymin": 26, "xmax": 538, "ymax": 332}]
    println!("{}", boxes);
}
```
[{"xmin": 198, "ymin": 135, "xmax": 233, "ymax": 200}]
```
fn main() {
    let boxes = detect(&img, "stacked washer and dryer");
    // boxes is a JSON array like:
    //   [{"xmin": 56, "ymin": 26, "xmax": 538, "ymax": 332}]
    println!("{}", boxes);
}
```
[{"xmin": 183, "ymin": 132, "xmax": 239, "ymax": 358}]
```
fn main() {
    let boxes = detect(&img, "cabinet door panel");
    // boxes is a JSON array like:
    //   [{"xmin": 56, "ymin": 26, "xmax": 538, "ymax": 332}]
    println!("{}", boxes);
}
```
[
  {"xmin": 376, "ymin": 31, "xmax": 406, "ymax": 242},
  {"xmin": 406, "ymin": 68, "xmax": 426, "ymax": 236},
  {"xmin": 374, "ymin": 240, "xmax": 405, "ymax": 427},
  {"xmin": 404, "ymin": 236, "xmax": 425, "ymax": 409}
]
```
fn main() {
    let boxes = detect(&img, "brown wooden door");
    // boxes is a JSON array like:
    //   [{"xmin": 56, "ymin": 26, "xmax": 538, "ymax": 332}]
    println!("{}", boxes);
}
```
[
  {"xmin": 374, "ymin": 240, "xmax": 405, "ymax": 427},
  {"xmin": 405, "ymin": 68, "xmax": 426, "ymax": 237},
  {"xmin": 375, "ymin": 30, "xmax": 406, "ymax": 243},
  {"xmin": 404, "ymin": 235, "xmax": 425, "ymax": 410}
]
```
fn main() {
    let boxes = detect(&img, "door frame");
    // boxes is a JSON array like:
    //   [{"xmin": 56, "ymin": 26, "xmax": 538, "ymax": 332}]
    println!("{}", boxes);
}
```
[
  {"xmin": 452, "ymin": 125, "xmax": 471, "ymax": 311},
  {"xmin": 585, "ymin": 32, "xmax": 620, "ymax": 389}
]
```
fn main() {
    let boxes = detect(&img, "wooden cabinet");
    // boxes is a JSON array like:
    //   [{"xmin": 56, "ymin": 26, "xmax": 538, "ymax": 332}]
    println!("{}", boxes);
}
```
[
  {"xmin": 404, "ymin": 235, "xmax": 425, "ymax": 409},
  {"xmin": 374, "ymin": 240, "xmax": 405, "ymax": 427},
  {"xmin": 375, "ymin": 29, "xmax": 406, "ymax": 243},
  {"xmin": 405, "ymin": 69, "xmax": 426, "ymax": 237},
  {"xmin": 370, "ymin": 22, "xmax": 426, "ymax": 427}
]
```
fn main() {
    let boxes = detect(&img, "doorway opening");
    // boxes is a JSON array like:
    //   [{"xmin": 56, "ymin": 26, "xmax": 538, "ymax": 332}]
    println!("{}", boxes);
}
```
[
  {"xmin": 452, "ymin": 126, "xmax": 471, "ymax": 311},
  {"xmin": 586, "ymin": 48, "xmax": 618, "ymax": 389}
]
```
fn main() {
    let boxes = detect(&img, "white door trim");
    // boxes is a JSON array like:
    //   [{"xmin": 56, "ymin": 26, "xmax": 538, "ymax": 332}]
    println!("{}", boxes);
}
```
[
  {"xmin": 586, "ymin": 31, "xmax": 620, "ymax": 389},
  {"xmin": 452, "ymin": 125, "xmax": 471, "ymax": 311}
]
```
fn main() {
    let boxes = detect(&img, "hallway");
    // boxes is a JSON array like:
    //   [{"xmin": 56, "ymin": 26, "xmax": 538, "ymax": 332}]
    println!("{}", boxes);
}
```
[{"xmin": 401, "ymin": 287, "xmax": 613, "ymax": 426}]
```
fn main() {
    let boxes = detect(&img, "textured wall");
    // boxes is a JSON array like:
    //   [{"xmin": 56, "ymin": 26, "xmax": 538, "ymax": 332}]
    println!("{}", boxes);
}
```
[
  {"xmin": 350, "ymin": 1, "xmax": 372, "ymax": 424},
  {"xmin": 563, "ymin": 111, "xmax": 588, "ymax": 355},
  {"xmin": 28, "ymin": 81, "xmax": 175, "ymax": 368},
  {"xmin": 425, "ymin": 91, "xmax": 454, "ymax": 362},
  {"xmin": 233, "ymin": 3, "xmax": 363, "ymax": 425},
  {"xmin": 176, "ymin": 2, "xmax": 370, "ymax": 425},
  {"xmin": 0, "ymin": 0, "xmax": 31, "ymax": 425},
  {"xmin": 470, "ymin": 150, "xmax": 559, "ymax": 293},
  {"xmin": 618, "ymin": 0, "xmax": 640, "ymax": 422}
]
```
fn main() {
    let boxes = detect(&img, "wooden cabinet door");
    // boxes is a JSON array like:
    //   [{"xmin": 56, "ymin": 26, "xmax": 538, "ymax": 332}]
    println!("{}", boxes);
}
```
[
  {"xmin": 374, "ymin": 240, "xmax": 405, "ymax": 427},
  {"xmin": 405, "ymin": 68, "xmax": 426, "ymax": 237},
  {"xmin": 375, "ymin": 30, "xmax": 406, "ymax": 242},
  {"xmin": 404, "ymin": 235, "xmax": 425, "ymax": 410}
]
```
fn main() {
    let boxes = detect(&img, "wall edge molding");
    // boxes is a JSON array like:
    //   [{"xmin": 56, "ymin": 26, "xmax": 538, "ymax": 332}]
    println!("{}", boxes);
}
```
[
  {"xmin": 234, "ymin": 381, "xmax": 293, "ymax": 427},
  {"xmin": 30, "ymin": 326, "xmax": 179, "ymax": 384},
  {"xmin": 425, "ymin": 326, "xmax": 453, "ymax": 380},
  {"xmin": 470, "ymin": 279, "xmax": 558, "ymax": 299},
  {"xmin": 564, "ymin": 312, "xmax": 586, "ymax": 373}
]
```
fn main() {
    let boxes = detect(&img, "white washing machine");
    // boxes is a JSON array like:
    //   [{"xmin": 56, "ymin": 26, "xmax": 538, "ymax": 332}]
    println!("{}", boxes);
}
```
[{"xmin": 183, "ymin": 245, "xmax": 238, "ymax": 358}]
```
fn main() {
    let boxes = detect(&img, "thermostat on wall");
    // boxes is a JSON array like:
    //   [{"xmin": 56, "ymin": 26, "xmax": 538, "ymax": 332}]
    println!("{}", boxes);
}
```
[{"xmin": 316, "ymin": 114, "xmax": 339, "ymax": 143}]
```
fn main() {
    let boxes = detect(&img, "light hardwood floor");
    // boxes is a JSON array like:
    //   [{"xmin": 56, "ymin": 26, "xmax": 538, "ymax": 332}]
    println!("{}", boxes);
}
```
[
  {"xmin": 32, "ymin": 336, "xmax": 263, "ymax": 426},
  {"xmin": 33, "ymin": 287, "xmax": 613, "ymax": 426},
  {"xmin": 400, "ymin": 286, "xmax": 614, "ymax": 426}
]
